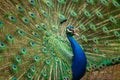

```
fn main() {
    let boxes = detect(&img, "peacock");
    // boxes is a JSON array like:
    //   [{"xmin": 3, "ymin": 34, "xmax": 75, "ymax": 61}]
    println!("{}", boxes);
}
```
[
  {"xmin": 66, "ymin": 26, "xmax": 87, "ymax": 80},
  {"xmin": 0, "ymin": 0, "xmax": 120, "ymax": 80}
]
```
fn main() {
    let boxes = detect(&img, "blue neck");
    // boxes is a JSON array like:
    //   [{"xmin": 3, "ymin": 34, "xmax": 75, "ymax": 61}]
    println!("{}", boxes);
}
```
[
  {"xmin": 67, "ymin": 35, "xmax": 87, "ymax": 80},
  {"xmin": 67, "ymin": 35, "xmax": 86, "ymax": 58}
]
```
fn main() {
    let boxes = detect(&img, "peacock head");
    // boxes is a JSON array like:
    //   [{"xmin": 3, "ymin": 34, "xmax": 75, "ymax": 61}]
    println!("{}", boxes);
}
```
[{"xmin": 66, "ymin": 26, "xmax": 78, "ymax": 36}]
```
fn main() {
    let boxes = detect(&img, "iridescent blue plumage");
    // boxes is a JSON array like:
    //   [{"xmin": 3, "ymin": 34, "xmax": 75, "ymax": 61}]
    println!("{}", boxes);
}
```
[{"xmin": 66, "ymin": 26, "xmax": 87, "ymax": 80}]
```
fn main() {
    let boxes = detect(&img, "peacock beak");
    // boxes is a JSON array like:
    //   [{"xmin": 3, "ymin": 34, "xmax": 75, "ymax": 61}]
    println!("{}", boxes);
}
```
[
  {"xmin": 73, "ymin": 29, "xmax": 79, "ymax": 36},
  {"xmin": 66, "ymin": 28, "xmax": 79, "ymax": 36},
  {"xmin": 73, "ymin": 32, "xmax": 79, "ymax": 36}
]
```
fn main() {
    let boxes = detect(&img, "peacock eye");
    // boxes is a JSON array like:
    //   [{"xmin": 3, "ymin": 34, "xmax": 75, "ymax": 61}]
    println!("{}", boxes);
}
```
[
  {"xmin": 30, "ymin": 65, "xmax": 36, "ymax": 73},
  {"xmin": 27, "ymin": 72, "xmax": 32, "ymax": 78},
  {"xmin": 30, "ymin": 0, "xmax": 34, "ymax": 3},
  {"xmin": 17, "ymin": 57, "xmax": 20, "ymax": 60},
  {"xmin": 9, "ymin": 36, "xmax": 12, "ymax": 39},
  {"xmin": 32, "ymin": 67, "xmax": 34, "ymax": 70},
  {"xmin": 43, "ymin": 12, "xmax": 47, "ymax": 15},
  {"xmin": 13, "ymin": 65, "xmax": 17, "ymax": 69},
  {"xmin": 31, "ymin": 42, "xmax": 34, "ymax": 45},
  {"xmin": 0, "ymin": 42, "xmax": 4, "ymax": 46},
  {"xmin": 25, "ymin": 19, "xmax": 28, "ymax": 22},
  {"xmin": 20, "ymin": 48, "xmax": 27, "ymax": 55},
  {"xmin": 17, "ymin": 30, "xmax": 25, "ymax": 36},
  {"xmin": 60, "ymin": 15, "xmax": 63, "ymax": 18},
  {"xmin": 103, "ymin": 1, "xmax": 105, "ymax": 3},
  {"xmin": 22, "ymin": 49, "xmax": 25, "ymax": 52},
  {"xmin": 14, "ymin": 78, "xmax": 17, "ymax": 80},
  {"xmin": 9, "ymin": 35, "xmax": 13, "ymax": 39},
  {"xmin": 31, "ymin": 0, "xmax": 33, "ymax": 3},
  {"xmin": 35, "ymin": 57, "xmax": 38, "ymax": 59},
  {"xmin": 113, "ymin": 1, "xmax": 120, "ymax": 7},
  {"xmin": 97, "ymin": 13, "xmax": 100, "ymax": 15},
  {"xmin": 37, "ymin": 25, "xmax": 40, "ymax": 28},
  {"xmin": 12, "ymin": 77, "xmax": 17, "ymax": 80},
  {"xmin": 18, "ymin": 6, "xmax": 21, "ymax": 9},
  {"xmin": 35, "ymin": 33, "xmax": 37, "ymax": 35},
  {"xmin": 118, "ymin": 57, "xmax": 120, "ymax": 61},
  {"xmin": 0, "ymin": 42, "xmax": 6, "ymax": 50},
  {"xmin": 8, "ymin": 14, "xmax": 17, "ymax": 22},
  {"xmin": 22, "ymin": 17, "xmax": 30, "ymax": 24},
  {"xmin": 102, "ymin": 64, "xmax": 105, "ymax": 67},
  {"xmin": 11, "ymin": 64, "xmax": 18, "ymax": 72},
  {"xmin": 46, "ymin": 2, "xmax": 50, "ymax": 5},
  {"xmin": 94, "ymin": 65, "xmax": 96, "ymax": 68},
  {"xmin": 112, "ymin": 59, "xmax": 115, "ymax": 62},
  {"xmin": 10, "ymin": 16, "xmax": 15, "ymax": 20},
  {"xmin": 20, "ymin": 30, "xmax": 23, "ymax": 33},
  {"xmin": 31, "ymin": 13, "xmax": 34, "ymax": 16},
  {"xmin": 34, "ymin": 55, "xmax": 40, "ymax": 62},
  {"xmin": 28, "ymin": 0, "xmax": 36, "ymax": 6}
]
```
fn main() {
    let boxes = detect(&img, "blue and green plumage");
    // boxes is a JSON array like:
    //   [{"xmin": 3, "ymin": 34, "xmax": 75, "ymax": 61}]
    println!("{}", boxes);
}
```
[
  {"xmin": 66, "ymin": 26, "xmax": 87, "ymax": 80},
  {"xmin": 0, "ymin": 0, "xmax": 120, "ymax": 80}
]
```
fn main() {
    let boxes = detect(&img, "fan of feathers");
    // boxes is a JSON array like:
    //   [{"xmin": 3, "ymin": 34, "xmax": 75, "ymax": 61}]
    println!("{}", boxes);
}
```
[{"xmin": 0, "ymin": 0, "xmax": 120, "ymax": 80}]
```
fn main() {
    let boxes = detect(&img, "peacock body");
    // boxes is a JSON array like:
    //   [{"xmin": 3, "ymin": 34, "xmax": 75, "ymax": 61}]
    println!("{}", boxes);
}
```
[
  {"xmin": 66, "ymin": 26, "xmax": 87, "ymax": 80},
  {"xmin": 0, "ymin": 0, "xmax": 120, "ymax": 80}
]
